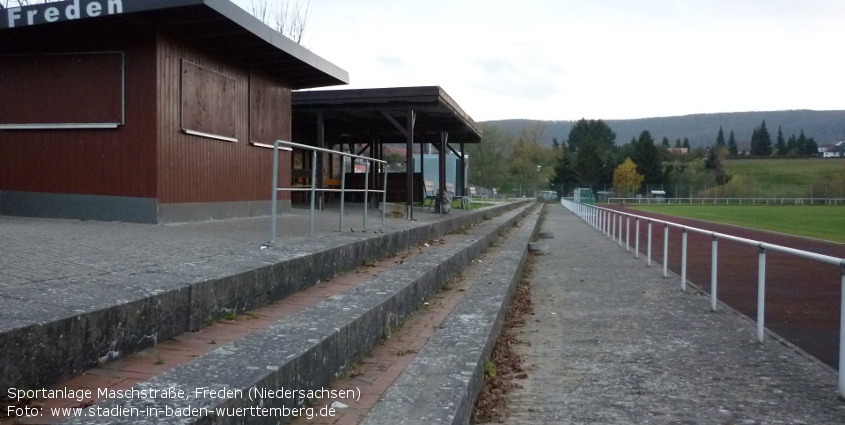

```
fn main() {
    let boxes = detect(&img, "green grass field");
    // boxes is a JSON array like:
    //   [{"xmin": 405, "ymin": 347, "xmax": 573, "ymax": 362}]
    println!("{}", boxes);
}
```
[
  {"xmin": 630, "ymin": 205, "xmax": 845, "ymax": 243},
  {"xmin": 724, "ymin": 159, "xmax": 845, "ymax": 198}
]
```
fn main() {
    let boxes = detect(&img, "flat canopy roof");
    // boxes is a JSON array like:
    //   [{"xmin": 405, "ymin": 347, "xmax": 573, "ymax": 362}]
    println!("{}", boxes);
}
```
[
  {"xmin": 293, "ymin": 86, "xmax": 482, "ymax": 144},
  {"xmin": 0, "ymin": 0, "xmax": 348, "ymax": 89}
]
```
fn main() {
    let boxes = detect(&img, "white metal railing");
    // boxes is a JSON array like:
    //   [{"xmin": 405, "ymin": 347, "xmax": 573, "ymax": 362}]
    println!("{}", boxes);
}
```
[
  {"xmin": 561, "ymin": 198, "xmax": 845, "ymax": 398},
  {"xmin": 271, "ymin": 140, "xmax": 388, "ymax": 242},
  {"xmin": 607, "ymin": 197, "xmax": 845, "ymax": 206}
]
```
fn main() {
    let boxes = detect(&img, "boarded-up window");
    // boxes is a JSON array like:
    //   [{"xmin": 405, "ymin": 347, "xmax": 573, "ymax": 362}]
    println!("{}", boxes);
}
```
[
  {"xmin": 0, "ymin": 52, "xmax": 124, "ymax": 129},
  {"xmin": 181, "ymin": 60, "xmax": 237, "ymax": 142},
  {"xmin": 249, "ymin": 71, "xmax": 290, "ymax": 147}
]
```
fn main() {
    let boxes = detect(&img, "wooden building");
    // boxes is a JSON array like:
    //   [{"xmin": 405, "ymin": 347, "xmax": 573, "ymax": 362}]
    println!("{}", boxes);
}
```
[{"xmin": 0, "ymin": 0, "xmax": 347, "ymax": 223}]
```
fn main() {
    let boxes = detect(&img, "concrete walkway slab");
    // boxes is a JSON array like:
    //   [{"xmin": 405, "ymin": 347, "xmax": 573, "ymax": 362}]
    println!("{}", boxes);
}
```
[{"xmin": 500, "ymin": 204, "xmax": 845, "ymax": 424}]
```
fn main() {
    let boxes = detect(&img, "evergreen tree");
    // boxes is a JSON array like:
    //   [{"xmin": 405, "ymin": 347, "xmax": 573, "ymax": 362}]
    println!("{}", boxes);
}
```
[
  {"xmin": 750, "ymin": 120, "xmax": 772, "ymax": 156},
  {"xmin": 775, "ymin": 126, "xmax": 786, "ymax": 155},
  {"xmin": 661, "ymin": 136, "xmax": 670, "ymax": 148},
  {"xmin": 566, "ymin": 119, "xmax": 617, "ymax": 153},
  {"xmin": 786, "ymin": 134, "xmax": 797, "ymax": 154},
  {"xmin": 682, "ymin": 138, "xmax": 691, "ymax": 150},
  {"xmin": 806, "ymin": 136, "xmax": 818, "ymax": 156},
  {"xmin": 727, "ymin": 131, "xmax": 738, "ymax": 156},
  {"xmin": 573, "ymin": 137, "xmax": 603, "ymax": 189},
  {"xmin": 630, "ymin": 131, "xmax": 663, "ymax": 185},
  {"xmin": 551, "ymin": 146, "xmax": 578, "ymax": 195},
  {"xmin": 674, "ymin": 139, "xmax": 682, "ymax": 148},
  {"xmin": 716, "ymin": 126, "xmax": 726, "ymax": 148},
  {"xmin": 796, "ymin": 130, "xmax": 808, "ymax": 155}
]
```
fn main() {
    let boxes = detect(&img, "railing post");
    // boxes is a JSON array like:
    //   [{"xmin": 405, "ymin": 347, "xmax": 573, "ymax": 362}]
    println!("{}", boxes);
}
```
[
  {"xmin": 757, "ymin": 245, "xmax": 766, "ymax": 343},
  {"xmin": 310, "ymin": 150, "xmax": 318, "ymax": 236},
  {"xmin": 618, "ymin": 214, "xmax": 623, "ymax": 247},
  {"xmin": 364, "ymin": 161, "xmax": 370, "ymax": 228},
  {"xmin": 838, "ymin": 262, "xmax": 845, "ymax": 399},
  {"xmin": 611, "ymin": 211, "xmax": 615, "ymax": 239},
  {"xmin": 647, "ymin": 221, "xmax": 653, "ymax": 267},
  {"xmin": 711, "ymin": 234, "xmax": 718, "ymax": 311},
  {"xmin": 681, "ymin": 228, "xmax": 688, "ymax": 291},
  {"xmin": 340, "ymin": 159, "xmax": 347, "ymax": 231},
  {"xmin": 663, "ymin": 223, "xmax": 669, "ymax": 278},
  {"xmin": 626, "ymin": 216, "xmax": 630, "ymax": 252},
  {"xmin": 382, "ymin": 163, "xmax": 388, "ymax": 224},
  {"xmin": 271, "ymin": 141, "xmax": 280, "ymax": 244},
  {"xmin": 635, "ymin": 218, "xmax": 640, "ymax": 259}
]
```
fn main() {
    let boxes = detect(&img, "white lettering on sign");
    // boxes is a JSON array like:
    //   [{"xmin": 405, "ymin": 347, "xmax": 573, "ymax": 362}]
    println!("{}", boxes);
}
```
[
  {"xmin": 6, "ymin": 0, "xmax": 124, "ymax": 28},
  {"xmin": 87, "ymin": 2, "xmax": 101, "ymax": 17}
]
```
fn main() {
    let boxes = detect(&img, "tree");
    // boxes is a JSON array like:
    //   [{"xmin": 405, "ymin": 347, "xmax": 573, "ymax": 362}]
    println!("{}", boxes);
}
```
[
  {"xmin": 250, "ymin": 0, "xmax": 312, "ymax": 45},
  {"xmin": 715, "ymin": 127, "xmax": 726, "ymax": 148},
  {"xmin": 750, "ymin": 120, "xmax": 772, "ymax": 156},
  {"xmin": 630, "ymin": 130, "xmax": 663, "ymax": 185},
  {"xmin": 613, "ymin": 158, "xmax": 644, "ymax": 197},
  {"xmin": 467, "ymin": 124, "xmax": 510, "ymax": 189},
  {"xmin": 509, "ymin": 124, "xmax": 555, "ymax": 196},
  {"xmin": 573, "ymin": 137, "xmax": 603, "ymax": 189},
  {"xmin": 566, "ymin": 119, "xmax": 617, "ymax": 153},
  {"xmin": 550, "ymin": 146, "xmax": 578, "ymax": 196},
  {"xmin": 704, "ymin": 147, "xmax": 731, "ymax": 185},
  {"xmin": 674, "ymin": 139, "xmax": 682, "ymax": 148},
  {"xmin": 661, "ymin": 136, "xmax": 670, "ymax": 148},
  {"xmin": 775, "ymin": 126, "xmax": 786, "ymax": 155},
  {"xmin": 727, "ymin": 131, "xmax": 738, "ymax": 156},
  {"xmin": 682, "ymin": 138, "xmax": 691, "ymax": 150}
]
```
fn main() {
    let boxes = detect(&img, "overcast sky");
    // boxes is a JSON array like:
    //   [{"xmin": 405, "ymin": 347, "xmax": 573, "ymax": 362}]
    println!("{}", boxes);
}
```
[{"xmin": 234, "ymin": 0, "xmax": 845, "ymax": 122}]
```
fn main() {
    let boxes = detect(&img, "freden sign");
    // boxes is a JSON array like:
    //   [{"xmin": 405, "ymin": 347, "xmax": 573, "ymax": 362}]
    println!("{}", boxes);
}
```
[{"xmin": 3, "ymin": 0, "xmax": 124, "ymax": 29}]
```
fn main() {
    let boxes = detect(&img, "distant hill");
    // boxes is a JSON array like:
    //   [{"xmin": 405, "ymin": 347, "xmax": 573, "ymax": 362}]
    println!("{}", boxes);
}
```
[{"xmin": 482, "ymin": 110, "xmax": 845, "ymax": 149}]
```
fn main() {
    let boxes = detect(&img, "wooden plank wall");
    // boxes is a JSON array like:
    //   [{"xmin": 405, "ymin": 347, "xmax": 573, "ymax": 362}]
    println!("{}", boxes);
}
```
[
  {"xmin": 0, "ymin": 21, "xmax": 157, "ymax": 198},
  {"xmin": 156, "ymin": 35, "xmax": 291, "ymax": 204}
]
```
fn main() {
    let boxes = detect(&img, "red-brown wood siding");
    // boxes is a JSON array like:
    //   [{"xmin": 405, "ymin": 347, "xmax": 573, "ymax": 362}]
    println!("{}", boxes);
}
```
[
  {"xmin": 0, "ymin": 19, "xmax": 157, "ymax": 198},
  {"xmin": 155, "ymin": 35, "xmax": 291, "ymax": 204}
]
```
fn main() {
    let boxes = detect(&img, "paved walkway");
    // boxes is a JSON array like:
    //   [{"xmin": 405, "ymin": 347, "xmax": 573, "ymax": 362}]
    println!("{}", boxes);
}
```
[{"xmin": 501, "ymin": 204, "xmax": 845, "ymax": 424}]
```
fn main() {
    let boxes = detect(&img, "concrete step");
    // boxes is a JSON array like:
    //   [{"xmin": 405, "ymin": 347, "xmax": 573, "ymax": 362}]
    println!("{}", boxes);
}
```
[
  {"xmin": 45, "ymin": 203, "xmax": 538, "ymax": 424},
  {"xmin": 0, "ymin": 202, "xmax": 529, "ymax": 396},
  {"xmin": 360, "ymin": 206, "xmax": 541, "ymax": 425}
]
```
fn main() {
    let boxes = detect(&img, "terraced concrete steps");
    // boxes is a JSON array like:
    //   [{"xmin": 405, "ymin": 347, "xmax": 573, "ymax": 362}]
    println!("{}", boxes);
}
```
[
  {"xmin": 0, "ymin": 202, "xmax": 527, "ymax": 396},
  {"xmin": 58, "ymin": 204, "xmax": 537, "ymax": 424},
  {"xmin": 361, "ymin": 207, "xmax": 541, "ymax": 425}
]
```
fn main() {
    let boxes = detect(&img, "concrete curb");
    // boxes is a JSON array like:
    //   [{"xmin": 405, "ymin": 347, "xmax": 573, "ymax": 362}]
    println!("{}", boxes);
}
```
[
  {"xmin": 360, "ymin": 207, "xmax": 542, "ymax": 425},
  {"xmin": 1, "ymin": 202, "xmax": 529, "ymax": 395},
  {"xmin": 63, "ymin": 204, "xmax": 538, "ymax": 425}
]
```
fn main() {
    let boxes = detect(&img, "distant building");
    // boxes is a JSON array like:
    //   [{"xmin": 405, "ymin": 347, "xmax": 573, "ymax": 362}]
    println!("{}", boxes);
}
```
[{"xmin": 667, "ymin": 147, "xmax": 688, "ymax": 155}]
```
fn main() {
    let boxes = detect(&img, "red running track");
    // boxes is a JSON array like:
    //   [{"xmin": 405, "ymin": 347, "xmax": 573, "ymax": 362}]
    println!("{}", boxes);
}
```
[{"xmin": 601, "ymin": 206, "xmax": 845, "ymax": 369}]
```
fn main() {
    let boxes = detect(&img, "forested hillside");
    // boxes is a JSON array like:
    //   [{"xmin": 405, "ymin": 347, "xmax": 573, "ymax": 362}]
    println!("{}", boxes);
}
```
[{"xmin": 484, "ymin": 110, "xmax": 845, "ymax": 148}]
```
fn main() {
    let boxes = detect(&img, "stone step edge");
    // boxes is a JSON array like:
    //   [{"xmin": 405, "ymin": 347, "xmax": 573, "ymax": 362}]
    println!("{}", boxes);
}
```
[
  {"xmin": 360, "ymin": 208, "xmax": 542, "ymax": 425},
  {"xmin": 1, "ymin": 201, "xmax": 530, "ymax": 396},
  {"xmin": 61, "ymin": 203, "xmax": 539, "ymax": 425}
]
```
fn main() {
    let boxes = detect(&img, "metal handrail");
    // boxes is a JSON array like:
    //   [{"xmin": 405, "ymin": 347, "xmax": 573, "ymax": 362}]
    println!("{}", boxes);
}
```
[
  {"xmin": 271, "ymin": 140, "xmax": 388, "ymax": 242},
  {"xmin": 560, "ymin": 198, "xmax": 845, "ymax": 398},
  {"xmin": 606, "ymin": 197, "xmax": 845, "ymax": 205}
]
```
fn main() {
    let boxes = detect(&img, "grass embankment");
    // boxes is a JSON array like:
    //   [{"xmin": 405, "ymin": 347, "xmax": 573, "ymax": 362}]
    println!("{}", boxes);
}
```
[
  {"xmin": 724, "ymin": 159, "xmax": 845, "ymax": 198},
  {"xmin": 631, "ymin": 205, "xmax": 845, "ymax": 243}
]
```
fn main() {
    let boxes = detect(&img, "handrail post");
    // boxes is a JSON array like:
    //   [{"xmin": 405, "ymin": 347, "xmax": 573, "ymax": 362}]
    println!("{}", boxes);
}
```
[
  {"xmin": 663, "ymin": 223, "xmax": 669, "ymax": 278},
  {"xmin": 626, "ymin": 216, "xmax": 630, "ymax": 252},
  {"xmin": 340, "ymin": 159, "xmax": 347, "ymax": 231},
  {"xmin": 271, "ymin": 141, "xmax": 280, "ymax": 244},
  {"xmin": 612, "ymin": 213, "xmax": 616, "ymax": 242},
  {"xmin": 839, "ymin": 262, "xmax": 845, "ymax": 399},
  {"xmin": 382, "ymin": 163, "xmax": 388, "ymax": 224},
  {"xmin": 618, "ymin": 214, "xmax": 623, "ymax": 247},
  {"xmin": 310, "ymin": 150, "xmax": 317, "ymax": 236},
  {"xmin": 681, "ymin": 228, "xmax": 688, "ymax": 291},
  {"xmin": 635, "ymin": 218, "xmax": 640, "ymax": 258},
  {"xmin": 711, "ymin": 234, "xmax": 718, "ymax": 311},
  {"xmin": 647, "ymin": 220, "xmax": 652, "ymax": 267},
  {"xmin": 364, "ymin": 161, "xmax": 370, "ymax": 228},
  {"xmin": 757, "ymin": 245, "xmax": 766, "ymax": 343}
]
